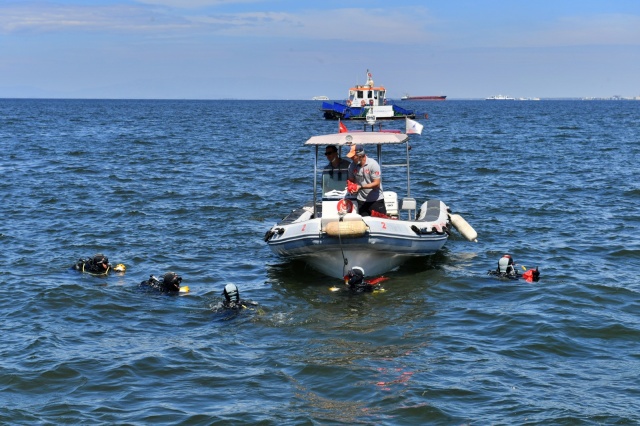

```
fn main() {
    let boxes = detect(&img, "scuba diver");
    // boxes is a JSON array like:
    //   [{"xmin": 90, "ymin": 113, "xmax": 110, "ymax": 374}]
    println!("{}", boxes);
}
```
[
  {"xmin": 220, "ymin": 283, "xmax": 258, "ymax": 310},
  {"xmin": 488, "ymin": 254, "xmax": 540, "ymax": 282},
  {"xmin": 211, "ymin": 284, "xmax": 260, "ymax": 319},
  {"xmin": 139, "ymin": 272, "xmax": 188, "ymax": 293},
  {"xmin": 73, "ymin": 253, "xmax": 125, "ymax": 275},
  {"xmin": 497, "ymin": 254, "xmax": 517, "ymax": 277},
  {"xmin": 343, "ymin": 267, "xmax": 388, "ymax": 293}
]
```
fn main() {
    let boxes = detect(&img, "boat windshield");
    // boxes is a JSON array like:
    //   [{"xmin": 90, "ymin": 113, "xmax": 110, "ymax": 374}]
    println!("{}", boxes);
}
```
[{"xmin": 322, "ymin": 169, "xmax": 348, "ymax": 198}]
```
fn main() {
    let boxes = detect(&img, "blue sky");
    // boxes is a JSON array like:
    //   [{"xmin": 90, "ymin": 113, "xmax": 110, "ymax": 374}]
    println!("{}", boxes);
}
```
[{"xmin": 1, "ymin": 0, "xmax": 639, "ymax": 99}]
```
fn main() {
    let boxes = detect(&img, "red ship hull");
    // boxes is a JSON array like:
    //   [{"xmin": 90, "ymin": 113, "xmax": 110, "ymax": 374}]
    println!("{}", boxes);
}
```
[{"xmin": 401, "ymin": 95, "xmax": 446, "ymax": 101}]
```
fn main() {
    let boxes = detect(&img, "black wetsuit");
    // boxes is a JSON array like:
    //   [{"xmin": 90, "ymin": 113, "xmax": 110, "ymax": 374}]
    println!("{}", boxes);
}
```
[
  {"xmin": 346, "ymin": 270, "xmax": 379, "ymax": 293},
  {"xmin": 222, "ymin": 299, "xmax": 258, "ymax": 310},
  {"xmin": 487, "ymin": 269, "xmax": 520, "ymax": 280},
  {"xmin": 139, "ymin": 273, "xmax": 182, "ymax": 293},
  {"xmin": 73, "ymin": 255, "xmax": 111, "ymax": 275}
]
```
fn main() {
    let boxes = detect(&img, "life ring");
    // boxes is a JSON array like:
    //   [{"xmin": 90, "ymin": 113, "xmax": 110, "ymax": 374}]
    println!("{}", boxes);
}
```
[
  {"xmin": 346, "ymin": 100, "xmax": 352, "ymax": 107},
  {"xmin": 337, "ymin": 199, "xmax": 354, "ymax": 214},
  {"xmin": 360, "ymin": 100, "xmax": 366, "ymax": 107},
  {"xmin": 369, "ymin": 99, "xmax": 374, "ymax": 106}
]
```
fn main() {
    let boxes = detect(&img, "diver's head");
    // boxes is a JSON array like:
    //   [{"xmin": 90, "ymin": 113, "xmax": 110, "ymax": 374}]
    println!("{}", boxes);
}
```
[
  {"xmin": 93, "ymin": 253, "xmax": 109, "ymax": 270},
  {"xmin": 498, "ymin": 254, "xmax": 514, "ymax": 273},
  {"xmin": 346, "ymin": 266, "xmax": 365, "ymax": 287},
  {"xmin": 223, "ymin": 283, "xmax": 240, "ymax": 303},
  {"xmin": 163, "ymin": 272, "xmax": 182, "ymax": 291}
]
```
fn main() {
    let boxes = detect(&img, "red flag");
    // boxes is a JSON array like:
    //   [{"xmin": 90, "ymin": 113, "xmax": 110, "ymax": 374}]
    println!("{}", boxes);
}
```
[{"xmin": 339, "ymin": 121, "xmax": 348, "ymax": 133}]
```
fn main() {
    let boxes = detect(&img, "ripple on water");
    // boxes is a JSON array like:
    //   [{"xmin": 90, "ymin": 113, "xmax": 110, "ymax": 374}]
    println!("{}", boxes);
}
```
[{"xmin": 1, "ymin": 99, "xmax": 639, "ymax": 424}]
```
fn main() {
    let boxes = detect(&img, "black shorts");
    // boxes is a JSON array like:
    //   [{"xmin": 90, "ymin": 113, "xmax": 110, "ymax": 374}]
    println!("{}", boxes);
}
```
[{"xmin": 357, "ymin": 199, "xmax": 386, "ymax": 217}]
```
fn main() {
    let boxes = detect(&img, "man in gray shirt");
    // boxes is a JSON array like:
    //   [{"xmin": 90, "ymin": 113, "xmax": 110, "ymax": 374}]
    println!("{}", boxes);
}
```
[{"xmin": 347, "ymin": 144, "xmax": 387, "ymax": 217}]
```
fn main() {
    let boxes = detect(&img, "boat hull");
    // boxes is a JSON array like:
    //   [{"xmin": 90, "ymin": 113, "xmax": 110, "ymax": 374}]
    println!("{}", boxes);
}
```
[
  {"xmin": 268, "ymin": 230, "xmax": 448, "ymax": 279},
  {"xmin": 401, "ymin": 96, "xmax": 446, "ymax": 101},
  {"xmin": 266, "ymin": 201, "xmax": 450, "ymax": 279},
  {"xmin": 321, "ymin": 102, "xmax": 415, "ymax": 120}
]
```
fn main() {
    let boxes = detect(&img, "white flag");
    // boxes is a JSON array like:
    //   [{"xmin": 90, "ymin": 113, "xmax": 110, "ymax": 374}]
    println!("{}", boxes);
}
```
[{"xmin": 406, "ymin": 118, "xmax": 423, "ymax": 135}]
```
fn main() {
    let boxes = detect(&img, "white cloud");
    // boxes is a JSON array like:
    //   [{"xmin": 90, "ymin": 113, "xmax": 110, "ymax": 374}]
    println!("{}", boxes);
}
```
[
  {"xmin": 0, "ymin": 3, "xmax": 437, "ymax": 44},
  {"xmin": 507, "ymin": 14, "xmax": 640, "ymax": 48},
  {"xmin": 191, "ymin": 7, "xmax": 436, "ymax": 43},
  {"xmin": 134, "ymin": 0, "xmax": 258, "ymax": 7},
  {"xmin": 0, "ymin": 4, "xmax": 192, "ymax": 33},
  {"xmin": 553, "ymin": 14, "xmax": 640, "ymax": 46},
  {"xmin": 4, "ymin": 3, "xmax": 636, "ymax": 49}
]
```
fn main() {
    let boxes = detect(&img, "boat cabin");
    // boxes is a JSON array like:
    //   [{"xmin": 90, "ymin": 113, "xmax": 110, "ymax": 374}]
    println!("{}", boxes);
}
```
[{"xmin": 346, "ymin": 72, "xmax": 387, "ymax": 108}]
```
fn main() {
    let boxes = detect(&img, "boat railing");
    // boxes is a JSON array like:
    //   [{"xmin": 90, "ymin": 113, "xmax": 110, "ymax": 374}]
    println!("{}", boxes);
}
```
[
  {"xmin": 381, "ymin": 163, "xmax": 409, "ymax": 168},
  {"xmin": 309, "ymin": 131, "xmax": 414, "ymax": 219}
]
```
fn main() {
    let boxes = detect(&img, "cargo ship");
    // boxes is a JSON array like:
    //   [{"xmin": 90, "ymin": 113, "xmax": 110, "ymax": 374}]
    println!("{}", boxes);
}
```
[{"xmin": 401, "ymin": 94, "xmax": 446, "ymax": 101}]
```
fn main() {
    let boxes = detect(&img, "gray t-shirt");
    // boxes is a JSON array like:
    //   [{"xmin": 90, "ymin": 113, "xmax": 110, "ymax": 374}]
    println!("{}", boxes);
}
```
[{"xmin": 348, "ymin": 156, "xmax": 383, "ymax": 202}]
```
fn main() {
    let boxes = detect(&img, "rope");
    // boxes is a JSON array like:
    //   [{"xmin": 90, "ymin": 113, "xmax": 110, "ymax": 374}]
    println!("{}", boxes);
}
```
[{"xmin": 337, "ymin": 215, "xmax": 348, "ymax": 277}]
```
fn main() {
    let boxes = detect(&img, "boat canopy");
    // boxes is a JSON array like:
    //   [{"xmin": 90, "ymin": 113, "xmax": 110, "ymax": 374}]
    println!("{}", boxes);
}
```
[{"xmin": 305, "ymin": 132, "xmax": 408, "ymax": 147}]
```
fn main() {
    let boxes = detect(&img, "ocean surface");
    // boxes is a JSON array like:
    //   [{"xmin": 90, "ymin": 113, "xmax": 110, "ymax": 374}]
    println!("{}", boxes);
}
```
[{"xmin": 1, "ymin": 98, "xmax": 639, "ymax": 425}]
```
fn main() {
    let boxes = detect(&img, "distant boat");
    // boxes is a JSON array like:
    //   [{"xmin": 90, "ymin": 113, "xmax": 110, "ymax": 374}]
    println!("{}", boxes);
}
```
[
  {"xmin": 486, "ymin": 95, "xmax": 515, "ymax": 100},
  {"xmin": 312, "ymin": 96, "xmax": 329, "ymax": 101},
  {"xmin": 401, "ymin": 94, "xmax": 446, "ymax": 101},
  {"xmin": 320, "ymin": 70, "xmax": 415, "ymax": 120}
]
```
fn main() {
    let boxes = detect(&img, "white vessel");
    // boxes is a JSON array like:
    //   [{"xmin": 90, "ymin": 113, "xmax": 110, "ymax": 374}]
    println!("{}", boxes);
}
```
[
  {"xmin": 265, "ymin": 130, "xmax": 477, "ymax": 279},
  {"xmin": 321, "ymin": 70, "xmax": 415, "ymax": 120},
  {"xmin": 486, "ymin": 94, "xmax": 515, "ymax": 100}
]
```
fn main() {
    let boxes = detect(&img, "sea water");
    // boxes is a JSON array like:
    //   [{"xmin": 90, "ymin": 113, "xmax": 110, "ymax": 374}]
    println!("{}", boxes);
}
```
[{"xmin": 1, "ymin": 98, "xmax": 639, "ymax": 424}]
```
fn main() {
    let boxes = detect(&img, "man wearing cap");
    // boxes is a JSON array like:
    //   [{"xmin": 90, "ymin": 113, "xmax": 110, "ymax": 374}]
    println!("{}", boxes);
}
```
[{"xmin": 346, "ymin": 144, "xmax": 387, "ymax": 217}]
